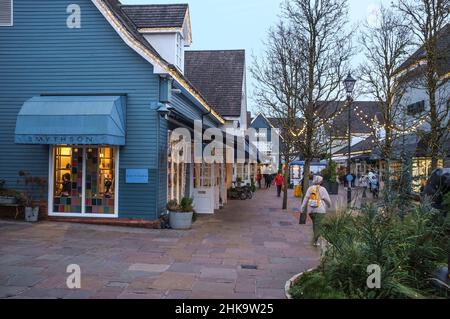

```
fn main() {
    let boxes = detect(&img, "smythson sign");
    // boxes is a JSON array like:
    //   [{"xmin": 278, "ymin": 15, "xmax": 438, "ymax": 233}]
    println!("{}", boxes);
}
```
[
  {"xmin": 15, "ymin": 134, "xmax": 125, "ymax": 146},
  {"xmin": 126, "ymin": 169, "xmax": 149, "ymax": 184},
  {"xmin": 17, "ymin": 135, "xmax": 99, "ymax": 145}
]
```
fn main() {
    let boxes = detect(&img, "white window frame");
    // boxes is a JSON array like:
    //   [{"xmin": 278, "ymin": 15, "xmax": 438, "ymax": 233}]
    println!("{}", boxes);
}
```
[
  {"xmin": 48, "ymin": 146, "xmax": 119, "ymax": 218},
  {"xmin": 0, "ymin": 0, "xmax": 13, "ymax": 27}
]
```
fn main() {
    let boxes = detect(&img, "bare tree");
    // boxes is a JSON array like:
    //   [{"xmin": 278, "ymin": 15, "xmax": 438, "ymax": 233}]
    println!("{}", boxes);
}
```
[
  {"xmin": 251, "ymin": 22, "xmax": 306, "ymax": 209},
  {"xmin": 284, "ymin": 0, "xmax": 353, "ymax": 196},
  {"xmin": 252, "ymin": 0, "xmax": 352, "ymax": 209},
  {"xmin": 359, "ymin": 5, "xmax": 413, "ymax": 188},
  {"xmin": 394, "ymin": 0, "xmax": 450, "ymax": 170}
]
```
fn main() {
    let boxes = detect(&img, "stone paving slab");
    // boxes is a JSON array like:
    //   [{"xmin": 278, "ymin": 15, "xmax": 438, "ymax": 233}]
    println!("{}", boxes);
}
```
[{"xmin": 0, "ymin": 188, "xmax": 320, "ymax": 299}]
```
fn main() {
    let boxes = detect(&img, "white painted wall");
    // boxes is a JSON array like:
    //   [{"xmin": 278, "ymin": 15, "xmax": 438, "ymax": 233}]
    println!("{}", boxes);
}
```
[
  {"xmin": 403, "ymin": 77, "xmax": 449, "ymax": 131},
  {"xmin": 144, "ymin": 32, "xmax": 186, "ymax": 73}
]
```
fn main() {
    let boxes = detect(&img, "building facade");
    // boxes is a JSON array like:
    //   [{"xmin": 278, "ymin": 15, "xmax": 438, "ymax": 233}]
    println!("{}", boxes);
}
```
[{"xmin": 0, "ymin": 0, "xmax": 250, "ymax": 221}]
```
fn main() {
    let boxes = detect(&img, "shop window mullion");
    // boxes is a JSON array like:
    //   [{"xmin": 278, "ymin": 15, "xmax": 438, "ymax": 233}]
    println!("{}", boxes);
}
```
[{"xmin": 81, "ymin": 147, "xmax": 86, "ymax": 215}]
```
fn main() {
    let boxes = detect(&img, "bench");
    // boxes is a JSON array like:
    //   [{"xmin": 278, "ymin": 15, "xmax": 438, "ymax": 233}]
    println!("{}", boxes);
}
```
[{"xmin": 0, "ymin": 203, "xmax": 22, "ymax": 219}]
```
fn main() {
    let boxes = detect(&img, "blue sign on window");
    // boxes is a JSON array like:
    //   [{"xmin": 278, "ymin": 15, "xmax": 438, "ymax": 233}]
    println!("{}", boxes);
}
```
[{"xmin": 126, "ymin": 169, "xmax": 149, "ymax": 184}]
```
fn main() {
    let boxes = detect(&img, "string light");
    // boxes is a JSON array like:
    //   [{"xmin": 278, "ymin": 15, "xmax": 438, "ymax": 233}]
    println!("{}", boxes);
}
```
[{"xmin": 290, "ymin": 102, "xmax": 428, "ymax": 138}]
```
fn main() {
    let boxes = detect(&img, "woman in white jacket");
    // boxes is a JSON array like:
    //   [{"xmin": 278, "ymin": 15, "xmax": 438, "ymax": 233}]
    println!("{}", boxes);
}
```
[{"xmin": 301, "ymin": 175, "xmax": 332, "ymax": 246}]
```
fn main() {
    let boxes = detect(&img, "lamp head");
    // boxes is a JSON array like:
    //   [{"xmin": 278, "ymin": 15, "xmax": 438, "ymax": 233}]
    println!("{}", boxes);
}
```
[
  {"xmin": 157, "ymin": 103, "xmax": 173, "ymax": 118},
  {"xmin": 343, "ymin": 72, "xmax": 356, "ymax": 94}
]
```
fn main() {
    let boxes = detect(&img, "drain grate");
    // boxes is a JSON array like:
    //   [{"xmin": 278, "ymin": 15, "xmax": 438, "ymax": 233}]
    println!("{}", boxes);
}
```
[
  {"xmin": 279, "ymin": 221, "xmax": 292, "ymax": 226},
  {"xmin": 241, "ymin": 264, "xmax": 258, "ymax": 270}
]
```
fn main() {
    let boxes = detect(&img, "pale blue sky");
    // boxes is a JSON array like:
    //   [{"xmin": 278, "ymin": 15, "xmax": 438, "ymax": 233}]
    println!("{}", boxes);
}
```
[{"xmin": 121, "ymin": 0, "xmax": 391, "ymax": 113}]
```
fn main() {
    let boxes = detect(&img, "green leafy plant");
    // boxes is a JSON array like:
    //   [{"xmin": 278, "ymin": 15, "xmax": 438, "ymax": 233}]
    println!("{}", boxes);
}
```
[
  {"xmin": 166, "ymin": 197, "xmax": 194, "ymax": 213},
  {"xmin": 180, "ymin": 197, "xmax": 194, "ymax": 212},
  {"xmin": 166, "ymin": 200, "xmax": 179, "ymax": 212},
  {"xmin": 290, "ymin": 196, "xmax": 449, "ymax": 299},
  {"xmin": 321, "ymin": 159, "xmax": 338, "ymax": 183},
  {"xmin": 442, "ymin": 192, "xmax": 450, "ymax": 215}
]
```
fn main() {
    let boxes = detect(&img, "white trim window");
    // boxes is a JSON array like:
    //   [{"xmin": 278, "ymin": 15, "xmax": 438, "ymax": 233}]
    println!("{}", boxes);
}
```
[
  {"xmin": 48, "ymin": 146, "xmax": 119, "ymax": 218},
  {"xmin": 0, "ymin": 0, "xmax": 13, "ymax": 26},
  {"xmin": 176, "ymin": 33, "xmax": 183, "ymax": 69}
]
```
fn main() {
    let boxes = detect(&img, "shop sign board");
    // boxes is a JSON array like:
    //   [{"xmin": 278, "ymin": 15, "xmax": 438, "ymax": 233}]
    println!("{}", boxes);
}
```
[{"xmin": 126, "ymin": 169, "xmax": 149, "ymax": 184}]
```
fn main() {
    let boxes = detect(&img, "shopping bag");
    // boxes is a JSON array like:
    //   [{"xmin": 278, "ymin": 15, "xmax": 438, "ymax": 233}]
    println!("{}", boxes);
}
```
[{"xmin": 299, "ymin": 212, "xmax": 307, "ymax": 224}]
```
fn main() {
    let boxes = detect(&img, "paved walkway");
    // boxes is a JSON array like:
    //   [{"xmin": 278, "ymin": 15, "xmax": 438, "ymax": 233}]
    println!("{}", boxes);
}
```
[{"xmin": 0, "ymin": 188, "xmax": 320, "ymax": 299}]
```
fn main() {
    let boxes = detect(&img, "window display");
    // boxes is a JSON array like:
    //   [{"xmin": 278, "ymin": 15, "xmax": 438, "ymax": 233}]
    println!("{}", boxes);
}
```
[
  {"xmin": 53, "ymin": 147, "xmax": 82, "ymax": 213},
  {"xmin": 51, "ymin": 146, "xmax": 117, "ymax": 216}
]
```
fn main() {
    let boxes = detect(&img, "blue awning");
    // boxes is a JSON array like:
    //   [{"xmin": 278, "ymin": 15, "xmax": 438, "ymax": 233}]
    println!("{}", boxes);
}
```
[{"xmin": 15, "ymin": 96, "xmax": 126, "ymax": 145}]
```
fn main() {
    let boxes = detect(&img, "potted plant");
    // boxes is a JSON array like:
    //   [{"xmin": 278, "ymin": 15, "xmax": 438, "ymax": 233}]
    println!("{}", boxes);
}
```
[
  {"xmin": 167, "ymin": 197, "xmax": 195, "ymax": 230},
  {"xmin": 17, "ymin": 171, "xmax": 47, "ymax": 222},
  {"xmin": 321, "ymin": 160, "xmax": 339, "ymax": 195}
]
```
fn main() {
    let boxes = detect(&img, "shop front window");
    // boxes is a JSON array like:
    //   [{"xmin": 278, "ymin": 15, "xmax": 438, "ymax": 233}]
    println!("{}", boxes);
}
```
[
  {"xmin": 168, "ymin": 135, "xmax": 186, "ymax": 203},
  {"xmin": 53, "ymin": 147, "xmax": 82, "ymax": 213},
  {"xmin": 85, "ymin": 147, "xmax": 116, "ymax": 214},
  {"xmin": 51, "ymin": 146, "xmax": 117, "ymax": 216},
  {"xmin": 412, "ymin": 158, "xmax": 443, "ymax": 192}
]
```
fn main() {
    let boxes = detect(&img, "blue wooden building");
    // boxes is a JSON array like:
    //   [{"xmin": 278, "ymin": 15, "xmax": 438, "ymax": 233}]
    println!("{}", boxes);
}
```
[{"xmin": 0, "ymin": 0, "xmax": 228, "ymax": 222}]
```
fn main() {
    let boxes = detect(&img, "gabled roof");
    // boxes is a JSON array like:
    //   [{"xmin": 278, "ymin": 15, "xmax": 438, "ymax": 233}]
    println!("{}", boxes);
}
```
[
  {"xmin": 334, "ymin": 136, "xmax": 378, "ymax": 157},
  {"xmin": 185, "ymin": 50, "xmax": 246, "ymax": 117},
  {"xmin": 97, "ymin": 0, "xmax": 224, "ymax": 124},
  {"xmin": 318, "ymin": 101, "xmax": 384, "ymax": 136},
  {"xmin": 121, "ymin": 4, "xmax": 188, "ymax": 29},
  {"xmin": 267, "ymin": 117, "xmax": 304, "ymax": 129},
  {"xmin": 398, "ymin": 23, "xmax": 450, "ymax": 77}
]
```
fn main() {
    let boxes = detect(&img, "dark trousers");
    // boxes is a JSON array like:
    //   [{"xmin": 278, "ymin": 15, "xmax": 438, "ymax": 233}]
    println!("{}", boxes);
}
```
[
  {"xmin": 277, "ymin": 185, "xmax": 282, "ymax": 197},
  {"xmin": 309, "ymin": 213, "xmax": 325, "ymax": 243}
]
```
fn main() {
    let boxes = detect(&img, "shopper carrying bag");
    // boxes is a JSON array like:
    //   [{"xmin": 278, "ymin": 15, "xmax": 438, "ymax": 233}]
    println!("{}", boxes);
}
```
[{"xmin": 300, "ymin": 175, "xmax": 332, "ymax": 246}]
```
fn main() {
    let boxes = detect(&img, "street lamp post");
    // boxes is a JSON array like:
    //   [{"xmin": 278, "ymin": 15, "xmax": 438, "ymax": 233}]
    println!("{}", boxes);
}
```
[{"xmin": 343, "ymin": 73, "xmax": 356, "ymax": 206}]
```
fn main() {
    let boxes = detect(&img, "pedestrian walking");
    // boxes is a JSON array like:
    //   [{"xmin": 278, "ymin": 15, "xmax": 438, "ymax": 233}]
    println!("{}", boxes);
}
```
[
  {"xmin": 274, "ymin": 171, "xmax": 285, "ymax": 197},
  {"xmin": 300, "ymin": 175, "xmax": 332, "ymax": 247},
  {"xmin": 256, "ymin": 170, "xmax": 262, "ymax": 189},
  {"xmin": 359, "ymin": 173, "xmax": 369, "ymax": 198}
]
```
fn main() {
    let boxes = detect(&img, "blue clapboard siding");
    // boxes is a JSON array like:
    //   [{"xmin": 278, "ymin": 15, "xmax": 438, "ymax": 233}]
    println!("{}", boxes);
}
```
[
  {"xmin": 0, "ymin": 0, "xmax": 222, "ymax": 220},
  {"xmin": 0, "ymin": 0, "xmax": 162, "ymax": 219},
  {"xmin": 170, "ymin": 92, "xmax": 218, "ymax": 128}
]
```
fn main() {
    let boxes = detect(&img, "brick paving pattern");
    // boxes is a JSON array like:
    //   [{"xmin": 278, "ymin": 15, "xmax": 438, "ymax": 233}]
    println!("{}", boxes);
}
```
[{"xmin": 0, "ymin": 188, "xmax": 324, "ymax": 299}]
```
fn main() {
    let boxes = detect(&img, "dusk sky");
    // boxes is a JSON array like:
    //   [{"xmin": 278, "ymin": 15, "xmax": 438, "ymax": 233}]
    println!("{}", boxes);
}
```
[{"xmin": 121, "ymin": 0, "xmax": 392, "ymax": 114}]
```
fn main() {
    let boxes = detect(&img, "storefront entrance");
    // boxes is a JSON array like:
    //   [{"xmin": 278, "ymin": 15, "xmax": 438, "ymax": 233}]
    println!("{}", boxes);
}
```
[
  {"xmin": 167, "ymin": 137, "xmax": 187, "ymax": 203},
  {"xmin": 49, "ymin": 146, "xmax": 119, "ymax": 217}
]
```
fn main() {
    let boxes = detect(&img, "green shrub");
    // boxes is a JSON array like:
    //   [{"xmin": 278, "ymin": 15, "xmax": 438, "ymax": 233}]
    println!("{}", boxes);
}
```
[
  {"xmin": 290, "ymin": 199, "xmax": 449, "ymax": 299},
  {"xmin": 180, "ymin": 197, "xmax": 194, "ymax": 212},
  {"xmin": 289, "ymin": 270, "xmax": 347, "ymax": 299},
  {"xmin": 443, "ymin": 192, "xmax": 450, "ymax": 215},
  {"xmin": 321, "ymin": 160, "xmax": 338, "ymax": 183}
]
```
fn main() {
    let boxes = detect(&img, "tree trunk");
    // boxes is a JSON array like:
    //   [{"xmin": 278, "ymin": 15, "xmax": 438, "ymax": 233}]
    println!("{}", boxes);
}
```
[
  {"xmin": 282, "ymin": 161, "xmax": 289, "ymax": 210},
  {"xmin": 302, "ymin": 159, "xmax": 311, "ymax": 201},
  {"xmin": 429, "ymin": 89, "xmax": 439, "ymax": 170}
]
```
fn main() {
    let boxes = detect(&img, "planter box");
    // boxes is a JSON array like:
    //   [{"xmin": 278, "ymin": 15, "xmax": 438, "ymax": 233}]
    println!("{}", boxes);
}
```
[
  {"xmin": 285, "ymin": 268, "xmax": 315, "ymax": 299},
  {"xmin": 169, "ymin": 211, "xmax": 193, "ymax": 230},
  {"xmin": 324, "ymin": 181, "xmax": 339, "ymax": 195},
  {"xmin": 25, "ymin": 207, "xmax": 39, "ymax": 222},
  {"xmin": 0, "ymin": 196, "xmax": 17, "ymax": 205}
]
